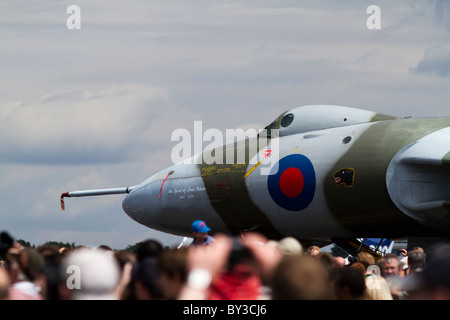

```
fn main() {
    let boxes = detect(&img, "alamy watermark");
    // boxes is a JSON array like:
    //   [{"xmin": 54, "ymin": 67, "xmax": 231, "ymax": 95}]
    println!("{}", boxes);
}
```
[
  {"xmin": 367, "ymin": 5, "xmax": 381, "ymax": 30},
  {"xmin": 66, "ymin": 265, "xmax": 81, "ymax": 290},
  {"xmin": 66, "ymin": 5, "xmax": 81, "ymax": 30},
  {"xmin": 65, "ymin": 5, "xmax": 379, "ymax": 31},
  {"xmin": 170, "ymin": 121, "xmax": 279, "ymax": 176}
]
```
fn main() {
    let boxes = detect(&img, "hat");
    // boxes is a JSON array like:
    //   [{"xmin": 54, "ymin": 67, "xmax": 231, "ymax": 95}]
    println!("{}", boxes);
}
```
[
  {"xmin": 191, "ymin": 220, "xmax": 211, "ymax": 233},
  {"xmin": 63, "ymin": 248, "xmax": 120, "ymax": 300},
  {"xmin": 278, "ymin": 237, "xmax": 303, "ymax": 255}
]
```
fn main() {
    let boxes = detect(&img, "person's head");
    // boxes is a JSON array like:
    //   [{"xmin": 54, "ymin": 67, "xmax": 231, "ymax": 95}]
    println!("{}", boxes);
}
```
[
  {"xmin": 157, "ymin": 247, "xmax": 188, "ymax": 299},
  {"xmin": 37, "ymin": 244, "xmax": 64, "ymax": 300},
  {"xmin": 17, "ymin": 247, "xmax": 46, "ymax": 283},
  {"xmin": 133, "ymin": 257, "xmax": 163, "ymax": 300},
  {"xmin": 191, "ymin": 220, "xmax": 211, "ymax": 239},
  {"xmin": 306, "ymin": 245, "xmax": 320, "ymax": 256},
  {"xmin": 316, "ymin": 252, "xmax": 336, "ymax": 275},
  {"xmin": 277, "ymin": 237, "xmax": 303, "ymax": 255},
  {"xmin": 61, "ymin": 248, "xmax": 121, "ymax": 300},
  {"xmin": 0, "ymin": 267, "xmax": 10, "ymax": 300},
  {"xmin": 136, "ymin": 239, "xmax": 163, "ymax": 262},
  {"xmin": 334, "ymin": 256, "xmax": 346, "ymax": 268},
  {"xmin": 365, "ymin": 276, "xmax": 393, "ymax": 300},
  {"xmin": 271, "ymin": 255, "xmax": 333, "ymax": 300},
  {"xmin": 357, "ymin": 252, "xmax": 375, "ymax": 269},
  {"xmin": 408, "ymin": 243, "xmax": 450, "ymax": 300},
  {"xmin": 380, "ymin": 254, "xmax": 401, "ymax": 278},
  {"xmin": 350, "ymin": 262, "xmax": 366, "ymax": 275},
  {"xmin": 7, "ymin": 246, "xmax": 47, "ymax": 298},
  {"xmin": 407, "ymin": 250, "xmax": 426, "ymax": 274},
  {"xmin": 333, "ymin": 267, "xmax": 367, "ymax": 300}
]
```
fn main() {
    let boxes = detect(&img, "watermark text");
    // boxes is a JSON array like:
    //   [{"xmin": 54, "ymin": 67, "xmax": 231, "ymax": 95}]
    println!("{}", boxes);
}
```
[{"xmin": 171, "ymin": 121, "xmax": 279, "ymax": 175}]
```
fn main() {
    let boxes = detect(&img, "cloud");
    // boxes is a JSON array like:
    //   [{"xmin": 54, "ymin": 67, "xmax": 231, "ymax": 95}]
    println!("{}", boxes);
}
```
[
  {"xmin": 0, "ymin": 84, "xmax": 173, "ymax": 164},
  {"xmin": 411, "ymin": 43, "xmax": 450, "ymax": 78},
  {"xmin": 434, "ymin": 0, "xmax": 450, "ymax": 30}
]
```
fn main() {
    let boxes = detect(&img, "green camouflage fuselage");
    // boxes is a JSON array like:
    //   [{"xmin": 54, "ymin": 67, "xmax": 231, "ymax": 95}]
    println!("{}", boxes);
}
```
[{"xmin": 122, "ymin": 106, "xmax": 450, "ymax": 242}]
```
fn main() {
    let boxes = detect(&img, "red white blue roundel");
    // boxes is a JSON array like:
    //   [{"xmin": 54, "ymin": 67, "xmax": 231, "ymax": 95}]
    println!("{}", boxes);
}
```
[{"xmin": 267, "ymin": 154, "xmax": 316, "ymax": 211}]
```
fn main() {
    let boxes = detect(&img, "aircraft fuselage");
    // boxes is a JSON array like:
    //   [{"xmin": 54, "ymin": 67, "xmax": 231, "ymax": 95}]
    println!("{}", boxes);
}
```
[{"xmin": 121, "ymin": 106, "xmax": 450, "ymax": 242}]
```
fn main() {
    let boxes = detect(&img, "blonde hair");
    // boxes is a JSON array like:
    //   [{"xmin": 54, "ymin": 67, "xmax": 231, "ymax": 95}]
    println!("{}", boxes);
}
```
[{"xmin": 365, "ymin": 276, "xmax": 393, "ymax": 300}]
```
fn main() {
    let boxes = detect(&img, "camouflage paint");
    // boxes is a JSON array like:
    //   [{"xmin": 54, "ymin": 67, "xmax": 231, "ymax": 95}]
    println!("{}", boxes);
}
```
[
  {"xmin": 443, "ymin": 150, "xmax": 450, "ymax": 166},
  {"xmin": 324, "ymin": 117, "xmax": 450, "ymax": 238},
  {"xmin": 198, "ymin": 136, "xmax": 284, "ymax": 238}
]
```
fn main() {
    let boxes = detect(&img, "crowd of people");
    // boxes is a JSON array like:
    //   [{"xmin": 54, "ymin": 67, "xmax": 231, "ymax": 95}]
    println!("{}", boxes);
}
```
[{"xmin": 1, "ymin": 223, "xmax": 450, "ymax": 300}]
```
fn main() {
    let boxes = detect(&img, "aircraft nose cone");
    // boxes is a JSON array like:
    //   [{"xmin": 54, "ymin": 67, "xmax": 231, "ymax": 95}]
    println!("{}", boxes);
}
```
[
  {"xmin": 122, "ymin": 190, "xmax": 138, "ymax": 219},
  {"xmin": 122, "ymin": 182, "xmax": 159, "ymax": 226}
]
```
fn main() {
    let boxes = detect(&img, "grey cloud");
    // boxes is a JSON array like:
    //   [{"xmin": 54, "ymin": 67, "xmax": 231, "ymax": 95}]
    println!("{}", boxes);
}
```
[
  {"xmin": 411, "ymin": 44, "xmax": 450, "ymax": 78},
  {"xmin": 434, "ymin": 0, "xmax": 450, "ymax": 30},
  {"xmin": 0, "ymin": 84, "xmax": 174, "ymax": 165}
]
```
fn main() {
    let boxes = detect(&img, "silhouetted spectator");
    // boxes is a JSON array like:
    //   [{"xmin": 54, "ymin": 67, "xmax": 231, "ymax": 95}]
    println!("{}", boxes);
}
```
[
  {"xmin": 133, "ymin": 257, "xmax": 163, "ymax": 300},
  {"xmin": 8, "ymin": 247, "xmax": 46, "ymax": 300},
  {"xmin": 136, "ymin": 239, "xmax": 163, "ymax": 262},
  {"xmin": 333, "ymin": 267, "xmax": 366, "ymax": 300},
  {"xmin": 157, "ymin": 247, "xmax": 188, "ymax": 299},
  {"xmin": 408, "ymin": 243, "xmax": 450, "ymax": 300},
  {"xmin": 271, "ymin": 254, "xmax": 333, "ymax": 300}
]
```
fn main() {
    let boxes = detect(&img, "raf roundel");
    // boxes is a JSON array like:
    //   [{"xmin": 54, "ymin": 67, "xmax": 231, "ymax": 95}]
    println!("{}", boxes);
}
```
[{"xmin": 267, "ymin": 154, "xmax": 316, "ymax": 211}]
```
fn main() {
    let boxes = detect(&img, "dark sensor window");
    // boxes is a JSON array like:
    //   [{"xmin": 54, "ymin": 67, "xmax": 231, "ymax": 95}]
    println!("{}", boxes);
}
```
[{"xmin": 281, "ymin": 113, "xmax": 294, "ymax": 127}]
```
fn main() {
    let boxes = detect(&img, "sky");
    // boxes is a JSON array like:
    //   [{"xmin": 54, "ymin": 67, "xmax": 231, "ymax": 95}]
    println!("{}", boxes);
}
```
[{"xmin": 0, "ymin": 0, "xmax": 449, "ymax": 249}]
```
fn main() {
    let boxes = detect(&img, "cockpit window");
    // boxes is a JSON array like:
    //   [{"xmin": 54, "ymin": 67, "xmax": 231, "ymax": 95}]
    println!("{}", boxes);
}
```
[
  {"xmin": 280, "ymin": 113, "xmax": 294, "ymax": 127},
  {"xmin": 259, "ymin": 122, "xmax": 276, "ymax": 138},
  {"xmin": 265, "ymin": 122, "xmax": 276, "ymax": 137}
]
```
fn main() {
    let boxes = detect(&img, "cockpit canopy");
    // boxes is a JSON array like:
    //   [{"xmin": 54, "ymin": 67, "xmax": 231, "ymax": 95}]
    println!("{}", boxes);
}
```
[{"xmin": 263, "ymin": 105, "xmax": 397, "ymax": 137}]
